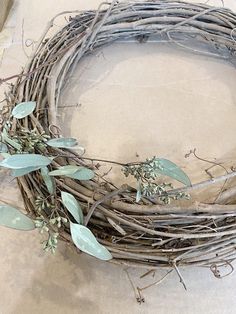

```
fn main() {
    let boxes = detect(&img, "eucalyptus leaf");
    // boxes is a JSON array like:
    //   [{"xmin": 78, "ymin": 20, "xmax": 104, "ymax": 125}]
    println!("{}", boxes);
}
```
[
  {"xmin": 70, "ymin": 222, "xmax": 112, "ymax": 261},
  {"xmin": 156, "ymin": 158, "xmax": 191, "ymax": 186},
  {"xmin": 0, "ymin": 154, "xmax": 52, "ymax": 169},
  {"xmin": 2, "ymin": 128, "xmax": 21, "ymax": 151},
  {"xmin": 0, "ymin": 153, "xmax": 10, "ymax": 159},
  {"xmin": 71, "ymin": 146, "xmax": 85, "ymax": 153},
  {"xmin": 49, "ymin": 165, "xmax": 94, "ymax": 181},
  {"xmin": 49, "ymin": 165, "xmax": 79, "ymax": 176},
  {"xmin": 12, "ymin": 101, "xmax": 36, "ymax": 119},
  {"xmin": 0, "ymin": 205, "xmax": 35, "ymax": 230},
  {"xmin": 61, "ymin": 192, "xmax": 83, "ymax": 224},
  {"xmin": 0, "ymin": 143, "xmax": 8, "ymax": 153},
  {"xmin": 46, "ymin": 137, "xmax": 78, "ymax": 148},
  {"xmin": 67, "ymin": 168, "xmax": 95, "ymax": 181},
  {"xmin": 41, "ymin": 167, "xmax": 55, "ymax": 194},
  {"xmin": 12, "ymin": 166, "xmax": 41, "ymax": 177}
]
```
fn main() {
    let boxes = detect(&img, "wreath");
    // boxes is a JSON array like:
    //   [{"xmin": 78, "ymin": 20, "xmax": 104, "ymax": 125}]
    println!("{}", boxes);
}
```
[{"xmin": 1, "ymin": 0, "xmax": 236, "ymax": 285}]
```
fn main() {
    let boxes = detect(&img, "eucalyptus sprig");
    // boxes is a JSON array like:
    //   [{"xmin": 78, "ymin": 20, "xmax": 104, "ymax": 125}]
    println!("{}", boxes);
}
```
[
  {"xmin": 34, "ymin": 216, "xmax": 62, "ymax": 253},
  {"xmin": 42, "ymin": 232, "xmax": 59, "ymax": 254},
  {"xmin": 123, "ymin": 157, "xmax": 191, "ymax": 203}
]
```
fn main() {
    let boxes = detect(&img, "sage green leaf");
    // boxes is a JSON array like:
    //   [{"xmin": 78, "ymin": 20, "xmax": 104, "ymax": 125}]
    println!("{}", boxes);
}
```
[
  {"xmin": 156, "ymin": 158, "xmax": 191, "ymax": 186},
  {"xmin": 67, "ymin": 168, "xmax": 95, "ymax": 181},
  {"xmin": 46, "ymin": 137, "xmax": 78, "ymax": 148},
  {"xmin": 41, "ymin": 167, "xmax": 55, "ymax": 194},
  {"xmin": 0, "ymin": 154, "xmax": 52, "ymax": 169},
  {"xmin": 12, "ymin": 166, "xmax": 41, "ymax": 177},
  {"xmin": 2, "ymin": 128, "xmax": 21, "ymax": 151},
  {"xmin": 0, "ymin": 143, "xmax": 8, "ymax": 153},
  {"xmin": 3, "ymin": 136, "xmax": 21, "ymax": 151},
  {"xmin": 0, "ymin": 153, "xmax": 10, "ymax": 158},
  {"xmin": 61, "ymin": 192, "xmax": 83, "ymax": 224},
  {"xmin": 12, "ymin": 101, "xmax": 36, "ymax": 119},
  {"xmin": 49, "ymin": 165, "xmax": 94, "ymax": 181},
  {"xmin": 0, "ymin": 205, "xmax": 35, "ymax": 230},
  {"xmin": 49, "ymin": 165, "xmax": 79, "ymax": 176},
  {"xmin": 70, "ymin": 222, "xmax": 112, "ymax": 260}
]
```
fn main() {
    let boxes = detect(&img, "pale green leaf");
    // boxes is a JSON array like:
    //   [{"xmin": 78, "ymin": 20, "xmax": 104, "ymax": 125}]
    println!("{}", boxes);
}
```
[
  {"xmin": 156, "ymin": 158, "xmax": 191, "ymax": 186},
  {"xmin": 49, "ymin": 165, "xmax": 94, "ymax": 181},
  {"xmin": 70, "ymin": 222, "xmax": 112, "ymax": 260},
  {"xmin": 12, "ymin": 101, "xmax": 36, "ymax": 119},
  {"xmin": 46, "ymin": 137, "xmax": 78, "ymax": 148},
  {"xmin": 12, "ymin": 166, "xmax": 41, "ymax": 177},
  {"xmin": 0, "ymin": 205, "xmax": 35, "ymax": 230},
  {"xmin": 0, "ymin": 153, "xmax": 10, "ymax": 158},
  {"xmin": 41, "ymin": 167, "xmax": 55, "ymax": 194},
  {"xmin": 2, "ymin": 128, "xmax": 21, "ymax": 151},
  {"xmin": 67, "ymin": 168, "xmax": 95, "ymax": 181},
  {"xmin": 0, "ymin": 154, "xmax": 52, "ymax": 169},
  {"xmin": 61, "ymin": 192, "xmax": 83, "ymax": 224},
  {"xmin": 0, "ymin": 143, "xmax": 8, "ymax": 153},
  {"xmin": 49, "ymin": 165, "xmax": 79, "ymax": 176}
]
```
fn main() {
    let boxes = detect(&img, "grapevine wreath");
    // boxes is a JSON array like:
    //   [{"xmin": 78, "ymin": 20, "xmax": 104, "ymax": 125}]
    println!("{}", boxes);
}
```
[{"xmin": 1, "ymin": 0, "xmax": 236, "ymax": 283}]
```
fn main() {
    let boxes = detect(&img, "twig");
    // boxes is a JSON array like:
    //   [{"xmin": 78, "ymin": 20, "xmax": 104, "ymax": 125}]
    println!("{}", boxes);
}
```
[
  {"xmin": 140, "ymin": 269, "xmax": 155, "ymax": 279},
  {"xmin": 168, "ymin": 171, "xmax": 236, "ymax": 195},
  {"xmin": 173, "ymin": 263, "xmax": 187, "ymax": 290},
  {"xmin": 84, "ymin": 184, "xmax": 130, "ymax": 226},
  {"xmin": 58, "ymin": 155, "xmax": 127, "ymax": 167},
  {"xmin": 210, "ymin": 260, "xmax": 234, "ymax": 278},
  {"xmin": 138, "ymin": 269, "xmax": 173, "ymax": 291},
  {"xmin": 124, "ymin": 268, "xmax": 145, "ymax": 304}
]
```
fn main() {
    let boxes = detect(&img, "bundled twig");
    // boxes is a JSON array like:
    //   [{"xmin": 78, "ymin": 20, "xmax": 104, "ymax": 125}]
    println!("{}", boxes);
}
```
[{"xmin": 3, "ymin": 0, "xmax": 236, "ymax": 272}]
